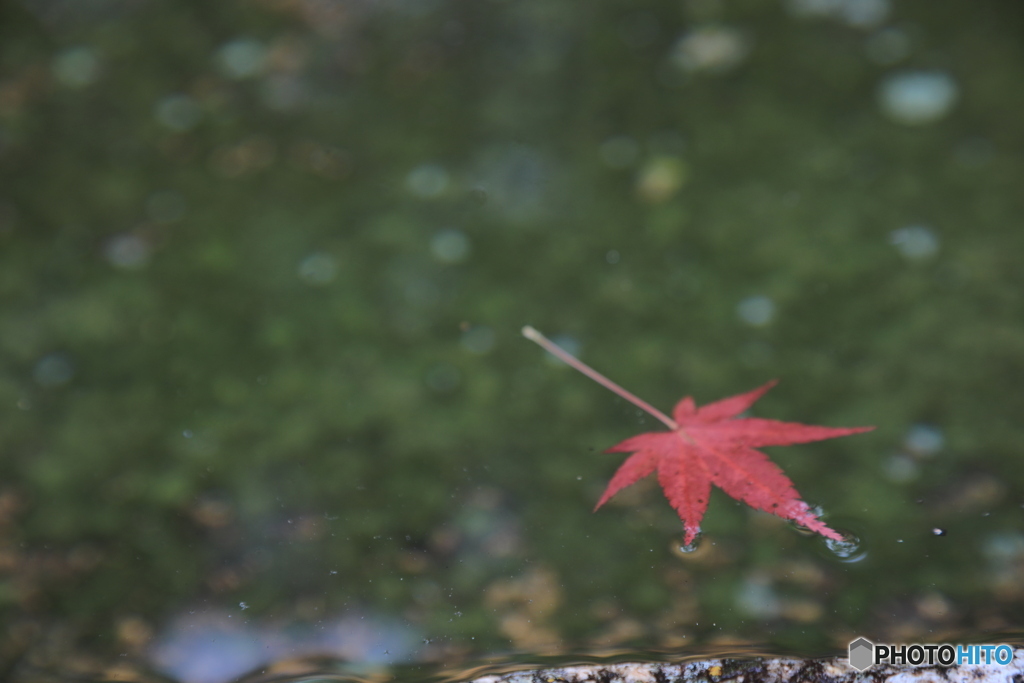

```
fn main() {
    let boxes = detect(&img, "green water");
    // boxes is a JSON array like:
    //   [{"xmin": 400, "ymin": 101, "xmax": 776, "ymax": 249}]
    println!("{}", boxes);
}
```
[{"xmin": 1, "ymin": 0, "xmax": 1023, "ymax": 680}]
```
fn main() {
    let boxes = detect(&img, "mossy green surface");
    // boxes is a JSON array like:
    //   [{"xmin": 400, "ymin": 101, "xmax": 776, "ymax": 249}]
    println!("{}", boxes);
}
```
[{"xmin": 0, "ymin": 0, "xmax": 1022, "ymax": 671}]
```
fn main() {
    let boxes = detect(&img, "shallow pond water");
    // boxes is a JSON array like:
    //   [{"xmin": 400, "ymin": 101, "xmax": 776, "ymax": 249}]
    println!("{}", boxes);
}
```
[{"xmin": 1, "ymin": 1, "xmax": 1023, "ymax": 682}]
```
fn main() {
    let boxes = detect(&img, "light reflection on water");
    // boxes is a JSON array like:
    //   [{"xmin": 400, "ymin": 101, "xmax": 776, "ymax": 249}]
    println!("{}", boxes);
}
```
[{"xmin": 150, "ymin": 610, "xmax": 420, "ymax": 683}]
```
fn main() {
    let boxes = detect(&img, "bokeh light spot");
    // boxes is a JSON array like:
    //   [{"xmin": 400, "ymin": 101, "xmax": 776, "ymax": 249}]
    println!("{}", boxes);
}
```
[
  {"xmin": 155, "ymin": 94, "xmax": 202, "ymax": 132},
  {"xmin": 890, "ymin": 225, "xmax": 939, "ymax": 261},
  {"xmin": 636, "ymin": 156, "xmax": 688, "ymax": 203},
  {"xmin": 430, "ymin": 229, "xmax": 469, "ymax": 264},
  {"xmin": 217, "ymin": 39, "xmax": 268, "ymax": 79},
  {"xmin": 736, "ymin": 295, "xmax": 775, "ymax": 327},
  {"xmin": 104, "ymin": 233, "xmax": 152, "ymax": 269},
  {"xmin": 407, "ymin": 164, "xmax": 450, "ymax": 198},
  {"xmin": 297, "ymin": 251, "xmax": 338, "ymax": 286},
  {"xmin": 903, "ymin": 424, "xmax": 944, "ymax": 457},
  {"xmin": 670, "ymin": 26, "xmax": 750, "ymax": 74},
  {"xmin": 878, "ymin": 71, "xmax": 958, "ymax": 125},
  {"xmin": 52, "ymin": 46, "xmax": 100, "ymax": 88},
  {"xmin": 34, "ymin": 353, "xmax": 75, "ymax": 387}
]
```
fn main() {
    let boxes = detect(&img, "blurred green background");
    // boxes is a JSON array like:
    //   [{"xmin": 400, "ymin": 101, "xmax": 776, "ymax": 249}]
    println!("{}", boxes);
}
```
[{"xmin": 1, "ymin": 0, "xmax": 1023, "ymax": 680}]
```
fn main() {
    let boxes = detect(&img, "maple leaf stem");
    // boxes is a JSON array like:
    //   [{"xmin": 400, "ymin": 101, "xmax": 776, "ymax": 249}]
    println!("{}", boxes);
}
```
[{"xmin": 522, "ymin": 326, "xmax": 679, "ymax": 430}]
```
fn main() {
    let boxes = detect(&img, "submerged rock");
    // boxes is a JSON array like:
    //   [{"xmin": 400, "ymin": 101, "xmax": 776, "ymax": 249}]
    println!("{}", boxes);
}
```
[{"xmin": 470, "ymin": 650, "xmax": 1024, "ymax": 683}]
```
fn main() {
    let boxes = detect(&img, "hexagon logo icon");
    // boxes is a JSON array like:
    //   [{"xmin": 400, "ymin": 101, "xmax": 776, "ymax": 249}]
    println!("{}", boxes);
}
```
[{"xmin": 849, "ymin": 638, "xmax": 875, "ymax": 671}]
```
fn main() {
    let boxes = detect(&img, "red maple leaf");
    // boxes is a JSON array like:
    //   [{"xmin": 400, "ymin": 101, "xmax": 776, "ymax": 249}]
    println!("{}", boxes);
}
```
[{"xmin": 523, "ymin": 326, "xmax": 873, "ymax": 544}]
